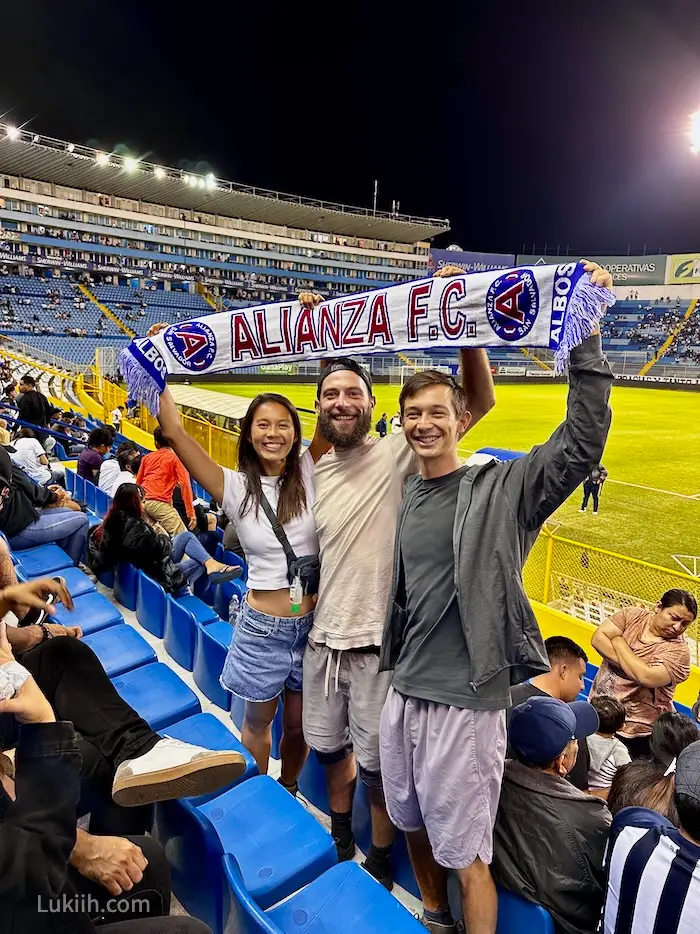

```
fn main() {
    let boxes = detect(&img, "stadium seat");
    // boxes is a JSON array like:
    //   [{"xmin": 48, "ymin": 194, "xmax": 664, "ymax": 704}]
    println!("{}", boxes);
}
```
[
  {"xmin": 164, "ymin": 596, "xmax": 209, "ymax": 670},
  {"xmin": 114, "ymin": 562, "xmax": 139, "ymax": 610},
  {"xmin": 495, "ymin": 887, "xmax": 555, "ymax": 934},
  {"xmin": 177, "ymin": 592, "xmax": 218, "ymax": 624},
  {"xmin": 231, "ymin": 694, "xmax": 285, "ymax": 760},
  {"xmin": 674, "ymin": 700, "xmax": 698, "ymax": 721},
  {"xmin": 52, "ymin": 590, "xmax": 123, "ymax": 635},
  {"xmin": 82, "ymin": 624, "xmax": 157, "ymax": 678},
  {"xmin": 84, "ymin": 481, "xmax": 96, "ymax": 513},
  {"xmin": 193, "ymin": 620, "xmax": 234, "ymax": 710},
  {"xmin": 111, "ymin": 662, "xmax": 201, "ymax": 731},
  {"xmin": 159, "ymin": 712, "xmax": 257, "ymax": 805},
  {"xmin": 156, "ymin": 775, "xmax": 337, "ymax": 934},
  {"xmin": 135, "ymin": 571, "xmax": 167, "ymax": 638},
  {"xmin": 213, "ymin": 578, "xmax": 246, "ymax": 622},
  {"xmin": 95, "ymin": 487, "xmax": 110, "ymax": 519},
  {"xmin": 74, "ymin": 474, "xmax": 85, "ymax": 503},
  {"xmin": 97, "ymin": 567, "xmax": 115, "ymax": 589},
  {"xmin": 54, "ymin": 441, "xmax": 68, "ymax": 461},
  {"xmin": 13, "ymin": 543, "xmax": 73, "ymax": 576},
  {"xmin": 65, "ymin": 469, "xmax": 75, "ymax": 494},
  {"xmin": 19, "ymin": 564, "xmax": 96, "ymax": 599}
]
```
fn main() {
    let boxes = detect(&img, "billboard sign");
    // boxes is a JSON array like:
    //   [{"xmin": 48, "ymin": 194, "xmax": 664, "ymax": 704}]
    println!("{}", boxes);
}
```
[
  {"xmin": 666, "ymin": 254, "xmax": 700, "ymax": 284},
  {"xmin": 428, "ymin": 249, "xmax": 515, "ymax": 275},
  {"xmin": 517, "ymin": 254, "xmax": 665, "ymax": 285}
]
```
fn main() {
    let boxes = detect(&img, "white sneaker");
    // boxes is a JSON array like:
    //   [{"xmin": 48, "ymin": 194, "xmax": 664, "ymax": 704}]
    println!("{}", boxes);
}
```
[
  {"xmin": 578, "ymin": 508, "xmax": 586, "ymax": 513},
  {"xmin": 112, "ymin": 737, "xmax": 246, "ymax": 807}
]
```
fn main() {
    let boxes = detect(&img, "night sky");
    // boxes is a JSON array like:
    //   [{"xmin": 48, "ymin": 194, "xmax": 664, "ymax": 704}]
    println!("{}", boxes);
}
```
[{"xmin": 5, "ymin": 1, "xmax": 700, "ymax": 255}]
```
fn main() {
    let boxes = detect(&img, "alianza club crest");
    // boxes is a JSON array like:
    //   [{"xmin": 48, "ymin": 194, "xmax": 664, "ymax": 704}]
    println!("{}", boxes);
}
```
[
  {"xmin": 485, "ymin": 268, "xmax": 539, "ymax": 341},
  {"xmin": 164, "ymin": 321, "xmax": 217, "ymax": 371}
]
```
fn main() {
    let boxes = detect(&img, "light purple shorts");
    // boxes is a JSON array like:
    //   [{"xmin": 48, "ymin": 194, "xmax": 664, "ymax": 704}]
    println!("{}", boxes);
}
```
[{"xmin": 379, "ymin": 686, "xmax": 507, "ymax": 870}]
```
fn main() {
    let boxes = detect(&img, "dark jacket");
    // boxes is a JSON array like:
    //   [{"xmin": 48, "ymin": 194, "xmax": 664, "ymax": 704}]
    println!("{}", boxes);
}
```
[
  {"xmin": 380, "ymin": 335, "xmax": 613, "ymax": 690},
  {"xmin": 492, "ymin": 760, "xmax": 611, "ymax": 934},
  {"xmin": 0, "ymin": 721, "xmax": 88, "ymax": 934},
  {"xmin": 95, "ymin": 511, "xmax": 187, "ymax": 593},
  {"xmin": 0, "ymin": 465, "xmax": 59, "ymax": 539},
  {"xmin": 17, "ymin": 391, "xmax": 56, "ymax": 444}
]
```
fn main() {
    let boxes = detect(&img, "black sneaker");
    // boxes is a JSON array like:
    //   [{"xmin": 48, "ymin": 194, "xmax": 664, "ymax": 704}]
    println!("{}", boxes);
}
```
[
  {"xmin": 420, "ymin": 920, "xmax": 463, "ymax": 934},
  {"xmin": 334, "ymin": 835, "xmax": 356, "ymax": 862},
  {"xmin": 361, "ymin": 856, "xmax": 393, "ymax": 892}
]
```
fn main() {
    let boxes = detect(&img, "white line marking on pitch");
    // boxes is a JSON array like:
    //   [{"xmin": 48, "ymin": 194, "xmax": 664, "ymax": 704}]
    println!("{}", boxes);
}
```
[{"xmin": 598, "ymin": 479, "xmax": 700, "ymax": 501}]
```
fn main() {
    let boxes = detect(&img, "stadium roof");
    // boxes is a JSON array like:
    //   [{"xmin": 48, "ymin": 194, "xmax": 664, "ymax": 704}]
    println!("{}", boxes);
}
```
[
  {"xmin": 169, "ymin": 384, "xmax": 251, "ymax": 420},
  {"xmin": 0, "ymin": 126, "xmax": 450, "ymax": 244}
]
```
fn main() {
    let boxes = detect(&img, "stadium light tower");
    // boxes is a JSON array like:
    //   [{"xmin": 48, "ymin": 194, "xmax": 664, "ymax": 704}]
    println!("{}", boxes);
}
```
[
  {"xmin": 689, "ymin": 110, "xmax": 700, "ymax": 154},
  {"xmin": 5, "ymin": 126, "xmax": 19, "ymax": 140}
]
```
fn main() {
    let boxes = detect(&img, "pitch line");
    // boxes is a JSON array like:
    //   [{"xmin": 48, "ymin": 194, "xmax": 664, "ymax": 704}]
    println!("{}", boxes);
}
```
[{"xmin": 595, "ymin": 479, "xmax": 699, "ymax": 501}]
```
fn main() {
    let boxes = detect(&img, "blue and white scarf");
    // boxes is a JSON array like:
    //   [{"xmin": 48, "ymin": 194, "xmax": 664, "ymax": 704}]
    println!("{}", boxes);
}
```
[{"xmin": 120, "ymin": 261, "xmax": 615, "ymax": 415}]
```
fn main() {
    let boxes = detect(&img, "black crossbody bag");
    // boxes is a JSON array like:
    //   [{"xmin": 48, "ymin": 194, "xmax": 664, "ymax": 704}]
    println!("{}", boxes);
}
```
[{"xmin": 259, "ymin": 493, "xmax": 321, "ymax": 596}]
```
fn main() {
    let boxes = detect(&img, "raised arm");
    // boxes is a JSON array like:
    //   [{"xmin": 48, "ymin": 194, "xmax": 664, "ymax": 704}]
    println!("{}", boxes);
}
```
[
  {"xmin": 504, "ymin": 262, "xmax": 614, "ymax": 530},
  {"xmin": 156, "ymin": 386, "xmax": 225, "ymax": 504},
  {"xmin": 591, "ymin": 619, "xmax": 623, "ymax": 666}
]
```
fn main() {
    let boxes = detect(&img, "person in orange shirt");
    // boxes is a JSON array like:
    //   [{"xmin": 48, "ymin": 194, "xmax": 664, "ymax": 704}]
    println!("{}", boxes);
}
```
[{"xmin": 136, "ymin": 427, "xmax": 196, "ymax": 536}]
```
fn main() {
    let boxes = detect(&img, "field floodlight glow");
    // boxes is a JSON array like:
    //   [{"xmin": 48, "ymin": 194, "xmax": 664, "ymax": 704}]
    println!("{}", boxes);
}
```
[
  {"xmin": 690, "ymin": 110, "xmax": 700, "ymax": 154},
  {"xmin": 198, "ymin": 177, "xmax": 206, "ymax": 189},
  {"xmin": 154, "ymin": 166, "xmax": 166, "ymax": 179},
  {"xmin": 66, "ymin": 142, "xmax": 75, "ymax": 153},
  {"xmin": 182, "ymin": 174, "xmax": 191, "ymax": 185},
  {"xmin": 6, "ymin": 126, "xmax": 19, "ymax": 140},
  {"xmin": 123, "ymin": 156, "xmax": 138, "ymax": 172},
  {"xmin": 206, "ymin": 172, "xmax": 216, "ymax": 190},
  {"xmin": 95, "ymin": 151, "xmax": 110, "ymax": 166}
]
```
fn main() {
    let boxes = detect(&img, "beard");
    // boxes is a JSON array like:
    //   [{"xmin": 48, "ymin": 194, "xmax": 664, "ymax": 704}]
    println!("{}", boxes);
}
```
[{"xmin": 317, "ymin": 409, "xmax": 372, "ymax": 450}]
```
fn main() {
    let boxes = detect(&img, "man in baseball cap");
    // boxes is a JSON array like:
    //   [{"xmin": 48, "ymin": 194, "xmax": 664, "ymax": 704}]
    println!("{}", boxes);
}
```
[
  {"xmin": 491, "ymin": 696, "xmax": 610, "ymax": 934},
  {"xmin": 599, "ymin": 740, "xmax": 700, "ymax": 934}
]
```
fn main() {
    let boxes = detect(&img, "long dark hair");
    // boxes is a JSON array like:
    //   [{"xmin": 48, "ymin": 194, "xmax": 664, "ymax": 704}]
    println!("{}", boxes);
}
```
[
  {"xmin": 237, "ymin": 393, "xmax": 306, "ymax": 526},
  {"xmin": 608, "ymin": 712, "xmax": 699, "ymax": 825},
  {"xmin": 105, "ymin": 482, "xmax": 144, "ymax": 524}
]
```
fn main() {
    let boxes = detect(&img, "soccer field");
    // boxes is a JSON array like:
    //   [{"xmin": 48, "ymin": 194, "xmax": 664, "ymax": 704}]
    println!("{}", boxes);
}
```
[{"xmin": 196, "ymin": 380, "xmax": 700, "ymax": 571}]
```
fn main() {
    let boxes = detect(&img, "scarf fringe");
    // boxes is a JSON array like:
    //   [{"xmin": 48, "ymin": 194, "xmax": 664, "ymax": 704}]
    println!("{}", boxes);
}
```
[
  {"xmin": 553, "ymin": 277, "xmax": 616, "ymax": 374},
  {"xmin": 118, "ymin": 345, "xmax": 164, "ymax": 416}
]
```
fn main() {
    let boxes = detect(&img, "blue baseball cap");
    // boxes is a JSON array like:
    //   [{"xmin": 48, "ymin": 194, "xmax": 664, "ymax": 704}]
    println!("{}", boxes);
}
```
[{"xmin": 510, "ymin": 695, "xmax": 600, "ymax": 765}]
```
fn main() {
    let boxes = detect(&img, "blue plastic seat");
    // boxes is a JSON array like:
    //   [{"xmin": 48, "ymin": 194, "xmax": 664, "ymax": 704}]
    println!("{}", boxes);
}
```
[
  {"xmin": 95, "ymin": 487, "xmax": 110, "ymax": 519},
  {"xmin": 136, "ymin": 571, "xmax": 167, "ymax": 638},
  {"xmin": 213, "ymin": 578, "xmax": 246, "ymax": 622},
  {"xmin": 674, "ymin": 700, "xmax": 698, "ymax": 721},
  {"xmin": 111, "ymin": 662, "xmax": 201, "ymax": 730},
  {"xmin": 54, "ymin": 441, "xmax": 68, "ymax": 461},
  {"xmin": 164, "ymin": 595, "xmax": 217, "ymax": 671},
  {"xmin": 74, "ymin": 473, "xmax": 85, "ymax": 502},
  {"xmin": 193, "ymin": 620, "xmax": 233, "ymax": 710},
  {"xmin": 21, "ymin": 564, "xmax": 96, "ymax": 598},
  {"xmin": 231, "ymin": 694, "xmax": 284, "ymax": 760},
  {"xmin": 82, "ymin": 623, "xmax": 156, "ymax": 678},
  {"xmin": 156, "ymin": 775, "xmax": 337, "ymax": 934},
  {"xmin": 13, "ymin": 544, "xmax": 73, "ymax": 576},
  {"xmin": 159, "ymin": 712, "xmax": 257, "ymax": 805},
  {"xmin": 52, "ymin": 590, "xmax": 123, "ymax": 635},
  {"xmin": 65, "ymin": 469, "xmax": 75, "ymax": 494},
  {"xmin": 178, "ymin": 592, "xmax": 218, "ymax": 624},
  {"xmin": 223, "ymin": 859, "xmax": 425, "ymax": 934},
  {"xmin": 495, "ymin": 887, "xmax": 555, "ymax": 934},
  {"xmin": 97, "ymin": 567, "xmax": 115, "ymax": 588},
  {"xmin": 84, "ymin": 481, "xmax": 96, "ymax": 513},
  {"xmin": 114, "ymin": 562, "xmax": 139, "ymax": 610}
]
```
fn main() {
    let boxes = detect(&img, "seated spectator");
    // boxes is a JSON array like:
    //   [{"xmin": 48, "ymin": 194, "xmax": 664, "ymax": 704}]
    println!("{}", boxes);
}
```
[
  {"xmin": 10, "ymin": 428, "xmax": 64, "ymax": 487},
  {"xmin": 509, "ymin": 636, "xmax": 592, "ymax": 789},
  {"xmin": 601, "ymin": 740, "xmax": 700, "ymax": 934},
  {"xmin": 586, "ymin": 695, "xmax": 631, "ymax": 799},
  {"xmin": 0, "ymin": 449, "xmax": 88, "ymax": 565},
  {"xmin": 591, "ymin": 591, "xmax": 695, "ymax": 758},
  {"xmin": 0, "ymin": 384, "xmax": 15, "ymax": 410},
  {"xmin": 98, "ymin": 441, "xmax": 141, "ymax": 496},
  {"xmin": 492, "ymin": 696, "xmax": 610, "ymax": 934},
  {"xmin": 607, "ymin": 711, "xmax": 699, "ymax": 825},
  {"xmin": 137, "ymin": 427, "xmax": 196, "ymax": 535},
  {"xmin": 0, "ymin": 588, "xmax": 237, "ymax": 934},
  {"xmin": 77, "ymin": 427, "xmax": 113, "ymax": 482},
  {"xmin": 93, "ymin": 483, "xmax": 239, "ymax": 594}
]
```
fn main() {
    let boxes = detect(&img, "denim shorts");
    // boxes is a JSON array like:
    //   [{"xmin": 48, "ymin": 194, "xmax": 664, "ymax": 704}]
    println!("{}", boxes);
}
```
[{"xmin": 220, "ymin": 600, "xmax": 314, "ymax": 703}]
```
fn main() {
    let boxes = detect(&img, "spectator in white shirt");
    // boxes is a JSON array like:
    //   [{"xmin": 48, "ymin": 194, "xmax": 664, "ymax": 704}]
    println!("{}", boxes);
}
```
[
  {"xmin": 111, "ymin": 406, "xmax": 124, "ymax": 431},
  {"xmin": 98, "ymin": 446, "xmax": 141, "ymax": 498},
  {"xmin": 9, "ymin": 428, "xmax": 64, "ymax": 487}
]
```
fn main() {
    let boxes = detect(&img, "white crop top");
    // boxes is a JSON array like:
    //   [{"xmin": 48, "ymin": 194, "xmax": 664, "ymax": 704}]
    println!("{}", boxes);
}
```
[{"xmin": 221, "ymin": 448, "xmax": 318, "ymax": 591}]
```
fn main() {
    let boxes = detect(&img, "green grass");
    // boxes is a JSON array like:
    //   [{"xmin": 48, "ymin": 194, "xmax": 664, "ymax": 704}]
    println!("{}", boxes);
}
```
[{"xmin": 195, "ymin": 380, "xmax": 700, "ymax": 571}]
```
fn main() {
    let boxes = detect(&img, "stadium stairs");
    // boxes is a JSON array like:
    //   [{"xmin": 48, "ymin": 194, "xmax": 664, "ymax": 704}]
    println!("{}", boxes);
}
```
[
  {"xmin": 639, "ymin": 299, "xmax": 699, "ymax": 375},
  {"xmin": 78, "ymin": 283, "xmax": 135, "ymax": 338}
]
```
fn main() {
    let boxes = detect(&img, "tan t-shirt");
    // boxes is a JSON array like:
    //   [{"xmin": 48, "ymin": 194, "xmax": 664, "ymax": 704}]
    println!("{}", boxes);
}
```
[
  {"xmin": 590, "ymin": 606, "xmax": 690, "ymax": 737},
  {"xmin": 310, "ymin": 432, "xmax": 417, "ymax": 649}
]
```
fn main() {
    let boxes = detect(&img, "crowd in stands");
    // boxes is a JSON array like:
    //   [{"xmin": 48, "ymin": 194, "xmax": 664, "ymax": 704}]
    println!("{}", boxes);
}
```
[{"xmin": 0, "ymin": 263, "xmax": 700, "ymax": 933}]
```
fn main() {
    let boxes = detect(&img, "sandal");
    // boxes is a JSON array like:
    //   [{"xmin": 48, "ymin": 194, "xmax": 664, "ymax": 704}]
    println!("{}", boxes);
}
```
[{"xmin": 208, "ymin": 565, "xmax": 242, "ymax": 585}]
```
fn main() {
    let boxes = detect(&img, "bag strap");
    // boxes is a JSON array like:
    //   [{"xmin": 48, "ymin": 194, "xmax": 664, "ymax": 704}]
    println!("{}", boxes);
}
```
[{"xmin": 259, "ymin": 492, "xmax": 298, "ymax": 568}]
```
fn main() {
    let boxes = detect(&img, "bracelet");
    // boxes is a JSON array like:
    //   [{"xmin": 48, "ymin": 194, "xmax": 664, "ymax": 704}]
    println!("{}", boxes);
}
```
[{"xmin": 38, "ymin": 622, "xmax": 53, "ymax": 642}]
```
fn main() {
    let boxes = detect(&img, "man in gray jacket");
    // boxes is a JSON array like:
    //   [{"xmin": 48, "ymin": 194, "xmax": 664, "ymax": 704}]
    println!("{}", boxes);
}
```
[
  {"xmin": 492, "ymin": 696, "xmax": 611, "ymax": 934},
  {"xmin": 378, "ymin": 261, "xmax": 613, "ymax": 934}
]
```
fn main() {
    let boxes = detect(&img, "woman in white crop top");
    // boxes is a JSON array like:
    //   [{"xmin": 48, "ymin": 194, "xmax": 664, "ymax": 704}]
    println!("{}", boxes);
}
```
[{"xmin": 157, "ymin": 384, "xmax": 327, "ymax": 789}]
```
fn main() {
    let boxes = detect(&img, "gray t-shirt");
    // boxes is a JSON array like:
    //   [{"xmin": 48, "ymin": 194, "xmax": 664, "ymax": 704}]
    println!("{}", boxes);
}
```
[{"xmin": 392, "ymin": 465, "xmax": 511, "ymax": 710}]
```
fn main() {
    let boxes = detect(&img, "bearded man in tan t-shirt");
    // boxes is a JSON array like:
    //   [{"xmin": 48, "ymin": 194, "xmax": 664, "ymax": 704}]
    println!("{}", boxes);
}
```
[{"xmin": 300, "ymin": 268, "xmax": 496, "ymax": 890}]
